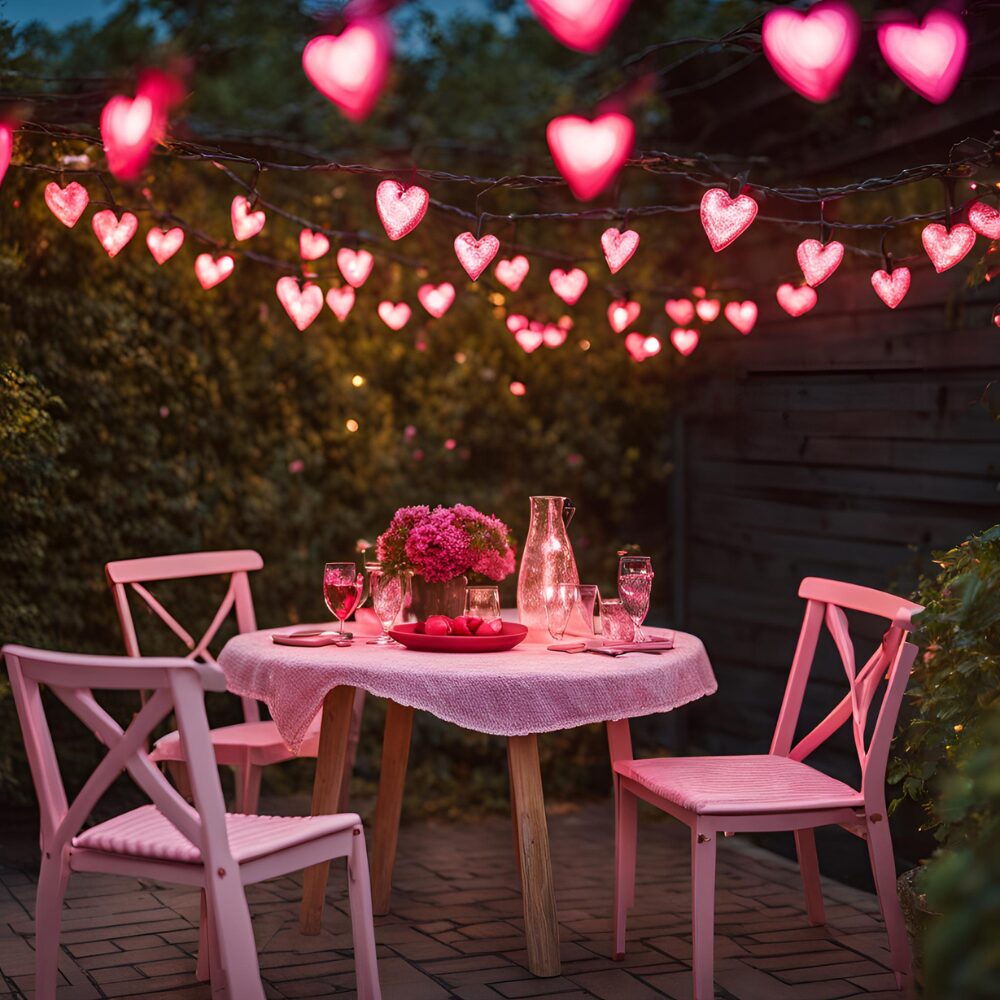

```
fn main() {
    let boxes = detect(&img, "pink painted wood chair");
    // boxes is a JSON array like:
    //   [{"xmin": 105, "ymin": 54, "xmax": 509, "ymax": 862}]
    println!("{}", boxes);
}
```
[
  {"xmin": 105, "ymin": 550, "xmax": 324, "ymax": 813},
  {"xmin": 3, "ymin": 643, "xmax": 380, "ymax": 1000},
  {"xmin": 612, "ymin": 577, "xmax": 923, "ymax": 999}
]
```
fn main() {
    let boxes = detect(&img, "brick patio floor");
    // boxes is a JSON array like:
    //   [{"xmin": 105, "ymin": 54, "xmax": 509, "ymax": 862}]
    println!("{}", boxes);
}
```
[{"xmin": 0, "ymin": 801, "xmax": 905, "ymax": 999}]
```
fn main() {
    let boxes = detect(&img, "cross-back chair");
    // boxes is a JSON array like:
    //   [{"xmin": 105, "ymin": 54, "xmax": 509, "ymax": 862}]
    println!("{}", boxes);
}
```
[
  {"xmin": 105, "ymin": 550, "xmax": 321, "ymax": 813},
  {"xmin": 612, "ymin": 577, "xmax": 923, "ymax": 1000},
  {"xmin": 3, "ymin": 643, "xmax": 380, "ymax": 1000}
]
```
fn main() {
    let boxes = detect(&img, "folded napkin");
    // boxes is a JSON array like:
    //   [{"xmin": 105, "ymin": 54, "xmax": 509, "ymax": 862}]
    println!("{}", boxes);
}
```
[{"xmin": 548, "ymin": 633, "xmax": 675, "ymax": 654}]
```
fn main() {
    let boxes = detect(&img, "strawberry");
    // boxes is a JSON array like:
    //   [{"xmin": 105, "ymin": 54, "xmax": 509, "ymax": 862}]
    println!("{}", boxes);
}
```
[
  {"xmin": 451, "ymin": 616, "xmax": 473, "ymax": 636},
  {"xmin": 480, "ymin": 618, "xmax": 503, "ymax": 635},
  {"xmin": 425, "ymin": 615, "xmax": 453, "ymax": 636},
  {"xmin": 465, "ymin": 615, "xmax": 483, "ymax": 635}
]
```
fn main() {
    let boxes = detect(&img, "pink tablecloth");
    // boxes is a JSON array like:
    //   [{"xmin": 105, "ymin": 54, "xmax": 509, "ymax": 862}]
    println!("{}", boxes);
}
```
[{"xmin": 218, "ymin": 626, "xmax": 717, "ymax": 752}]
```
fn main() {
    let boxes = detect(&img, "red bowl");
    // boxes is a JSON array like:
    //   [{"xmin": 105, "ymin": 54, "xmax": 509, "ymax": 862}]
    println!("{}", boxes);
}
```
[{"xmin": 388, "ymin": 621, "xmax": 528, "ymax": 653}]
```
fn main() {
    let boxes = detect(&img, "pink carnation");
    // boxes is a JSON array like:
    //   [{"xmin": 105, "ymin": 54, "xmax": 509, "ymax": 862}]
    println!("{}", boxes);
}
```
[{"xmin": 404, "ymin": 508, "xmax": 473, "ymax": 582}]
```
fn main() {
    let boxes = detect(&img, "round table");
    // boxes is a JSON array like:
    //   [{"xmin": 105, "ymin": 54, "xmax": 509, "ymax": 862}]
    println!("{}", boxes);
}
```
[{"xmin": 218, "ymin": 624, "xmax": 716, "ymax": 976}]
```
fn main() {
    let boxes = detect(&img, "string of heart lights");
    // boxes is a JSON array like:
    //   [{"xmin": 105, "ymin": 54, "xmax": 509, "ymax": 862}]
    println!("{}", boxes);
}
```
[{"xmin": 3, "ymin": 0, "xmax": 1000, "ymax": 372}]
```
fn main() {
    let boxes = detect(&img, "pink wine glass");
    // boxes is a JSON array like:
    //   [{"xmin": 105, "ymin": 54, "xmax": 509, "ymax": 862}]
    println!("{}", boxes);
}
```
[{"xmin": 323, "ymin": 562, "xmax": 363, "ymax": 637}]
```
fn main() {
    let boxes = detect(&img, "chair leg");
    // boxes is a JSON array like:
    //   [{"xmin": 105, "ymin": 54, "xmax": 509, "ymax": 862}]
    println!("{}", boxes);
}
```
[
  {"xmin": 691, "ymin": 825, "xmax": 717, "ymax": 1000},
  {"xmin": 206, "ymin": 875, "xmax": 266, "ymax": 1000},
  {"xmin": 866, "ymin": 818, "xmax": 911, "ymax": 991},
  {"xmin": 613, "ymin": 783, "xmax": 637, "ymax": 961},
  {"xmin": 195, "ymin": 889, "xmax": 210, "ymax": 982},
  {"xmin": 34, "ymin": 851, "xmax": 70, "ymax": 1000},
  {"xmin": 236, "ymin": 764, "xmax": 263, "ymax": 814},
  {"xmin": 794, "ymin": 828, "xmax": 826, "ymax": 926},
  {"xmin": 347, "ymin": 827, "xmax": 382, "ymax": 1000}
]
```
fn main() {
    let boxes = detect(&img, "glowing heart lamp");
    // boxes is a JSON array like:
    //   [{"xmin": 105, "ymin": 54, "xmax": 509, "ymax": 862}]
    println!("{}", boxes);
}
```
[
  {"xmin": 601, "ymin": 227, "xmax": 639, "ymax": 273},
  {"xmin": 326, "ymin": 286, "xmax": 355, "ymax": 321},
  {"xmin": 100, "ymin": 92, "xmax": 158, "ymax": 182},
  {"xmin": 877, "ymin": 10, "xmax": 967, "ymax": 104},
  {"xmin": 549, "ymin": 267, "xmax": 588, "ymax": 305},
  {"xmin": 665, "ymin": 299, "xmax": 695, "ymax": 326},
  {"xmin": 146, "ymin": 226, "xmax": 184, "ymax": 264},
  {"xmin": 418, "ymin": 282, "xmax": 455, "ymax": 318},
  {"xmin": 92, "ymin": 210, "xmax": 138, "ymax": 257},
  {"xmin": 515, "ymin": 328, "xmax": 545, "ymax": 353},
  {"xmin": 543, "ymin": 323, "xmax": 567, "ymax": 348},
  {"xmin": 526, "ymin": 0, "xmax": 632, "ymax": 52},
  {"xmin": 921, "ymin": 222, "xmax": 976, "ymax": 272},
  {"xmin": 302, "ymin": 17, "xmax": 393, "ymax": 121},
  {"xmin": 495, "ymin": 255, "xmax": 529, "ymax": 291},
  {"xmin": 195, "ymin": 254, "xmax": 234, "ymax": 290},
  {"xmin": 870, "ymin": 267, "xmax": 911, "ymax": 309},
  {"xmin": 701, "ymin": 188, "xmax": 758, "ymax": 251},
  {"xmin": 797, "ymin": 238, "xmax": 845, "ymax": 286},
  {"xmin": 506, "ymin": 314, "xmax": 529, "ymax": 333},
  {"xmin": 231, "ymin": 195, "xmax": 265, "ymax": 241},
  {"xmin": 454, "ymin": 232, "xmax": 499, "ymax": 280},
  {"xmin": 762, "ymin": 1, "xmax": 859, "ymax": 102},
  {"xmin": 546, "ymin": 113, "xmax": 634, "ymax": 202},
  {"xmin": 669, "ymin": 328, "xmax": 699, "ymax": 357},
  {"xmin": 695, "ymin": 298, "xmax": 720, "ymax": 322},
  {"xmin": 300, "ymin": 229, "xmax": 330, "ymax": 260},
  {"xmin": 625, "ymin": 332, "xmax": 661, "ymax": 362},
  {"xmin": 608, "ymin": 299, "xmax": 640, "ymax": 332},
  {"xmin": 378, "ymin": 300, "xmax": 411, "ymax": 330},
  {"xmin": 724, "ymin": 300, "xmax": 757, "ymax": 335},
  {"xmin": 276, "ymin": 277, "xmax": 324, "ymax": 331},
  {"xmin": 0, "ymin": 124, "xmax": 12, "ymax": 188},
  {"xmin": 776, "ymin": 283, "xmax": 818, "ymax": 317},
  {"xmin": 337, "ymin": 248, "xmax": 374, "ymax": 287},
  {"xmin": 968, "ymin": 201, "xmax": 1000, "ymax": 240},
  {"xmin": 375, "ymin": 180, "xmax": 429, "ymax": 240},
  {"xmin": 44, "ymin": 181, "xmax": 89, "ymax": 228}
]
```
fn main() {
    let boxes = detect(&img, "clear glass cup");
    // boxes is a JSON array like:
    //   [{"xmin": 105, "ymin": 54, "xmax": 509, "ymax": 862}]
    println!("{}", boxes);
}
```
[
  {"xmin": 367, "ymin": 565, "xmax": 405, "ymax": 645},
  {"xmin": 618, "ymin": 555, "xmax": 654, "ymax": 642},
  {"xmin": 600, "ymin": 597, "xmax": 635, "ymax": 643},
  {"xmin": 465, "ymin": 585, "xmax": 501, "ymax": 624},
  {"xmin": 573, "ymin": 584, "xmax": 600, "ymax": 636},
  {"xmin": 545, "ymin": 583, "xmax": 580, "ymax": 641},
  {"xmin": 323, "ymin": 562, "xmax": 363, "ymax": 636}
]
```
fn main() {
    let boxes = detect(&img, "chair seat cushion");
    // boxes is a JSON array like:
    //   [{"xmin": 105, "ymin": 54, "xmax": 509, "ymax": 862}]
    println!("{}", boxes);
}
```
[
  {"xmin": 73, "ymin": 804, "xmax": 357, "ymax": 864},
  {"xmin": 150, "ymin": 715, "xmax": 321, "ymax": 766},
  {"xmin": 614, "ymin": 754, "xmax": 863, "ymax": 815}
]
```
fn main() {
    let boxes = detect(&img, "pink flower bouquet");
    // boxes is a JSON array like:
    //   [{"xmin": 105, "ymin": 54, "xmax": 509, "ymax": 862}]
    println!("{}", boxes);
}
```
[{"xmin": 376, "ymin": 504, "xmax": 516, "ymax": 583}]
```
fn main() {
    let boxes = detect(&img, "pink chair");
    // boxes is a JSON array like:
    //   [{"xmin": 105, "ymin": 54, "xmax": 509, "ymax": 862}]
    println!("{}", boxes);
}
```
[
  {"xmin": 612, "ymin": 577, "xmax": 923, "ymax": 999},
  {"xmin": 3, "ymin": 643, "xmax": 381, "ymax": 1000},
  {"xmin": 105, "ymin": 550, "xmax": 325, "ymax": 813}
]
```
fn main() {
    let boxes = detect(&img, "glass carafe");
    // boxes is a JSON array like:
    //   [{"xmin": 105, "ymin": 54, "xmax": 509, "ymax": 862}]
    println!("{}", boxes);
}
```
[{"xmin": 516, "ymin": 496, "xmax": 579, "ymax": 638}]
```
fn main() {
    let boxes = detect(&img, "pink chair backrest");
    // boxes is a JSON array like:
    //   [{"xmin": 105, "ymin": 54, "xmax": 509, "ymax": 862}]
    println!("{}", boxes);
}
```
[
  {"xmin": 105, "ymin": 550, "xmax": 263, "ymax": 721},
  {"xmin": 769, "ymin": 578, "xmax": 924, "ymax": 807},
  {"xmin": 3, "ymin": 644, "xmax": 236, "ymax": 869}
]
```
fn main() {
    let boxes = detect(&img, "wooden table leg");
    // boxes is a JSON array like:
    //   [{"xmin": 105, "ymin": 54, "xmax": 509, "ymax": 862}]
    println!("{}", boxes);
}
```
[
  {"xmin": 506, "ymin": 741, "xmax": 522, "ymax": 888},
  {"xmin": 300, "ymin": 685, "xmax": 358, "ymax": 934},
  {"xmin": 507, "ymin": 734, "xmax": 560, "ymax": 977},
  {"xmin": 338, "ymin": 688, "xmax": 367, "ymax": 812},
  {"xmin": 606, "ymin": 720, "xmax": 635, "ymax": 908},
  {"xmin": 371, "ymin": 700, "xmax": 414, "ymax": 915}
]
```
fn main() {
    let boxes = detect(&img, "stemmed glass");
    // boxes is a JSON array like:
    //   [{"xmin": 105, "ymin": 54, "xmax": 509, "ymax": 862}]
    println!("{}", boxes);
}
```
[
  {"xmin": 367, "ymin": 564, "xmax": 405, "ymax": 645},
  {"xmin": 618, "ymin": 555, "xmax": 654, "ymax": 642},
  {"xmin": 323, "ymin": 562, "xmax": 364, "ymax": 637},
  {"xmin": 545, "ymin": 583, "xmax": 581, "ymax": 641}
]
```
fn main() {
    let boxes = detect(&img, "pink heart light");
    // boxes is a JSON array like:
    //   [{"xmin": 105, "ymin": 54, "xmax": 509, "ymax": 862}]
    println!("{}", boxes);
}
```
[
  {"xmin": 669, "ymin": 328, "xmax": 699, "ymax": 357},
  {"xmin": 495, "ymin": 255, "xmax": 530, "ymax": 291},
  {"xmin": 299, "ymin": 229, "xmax": 330, "ymax": 261},
  {"xmin": 695, "ymin": 298, "xmax": 720, "ymax": 322},
  {"xmin": 515, "ymin": 328, "xmax": 545, "ymax": 353},
  {"xmin": 797, "ymin": 238, "xmax": 845, "ymax": 286},
  {"xmin": 0, "ymin": 124, "xmax": 13, "ymax": 188},
  {"xmin": 601, "ymin": 227, "xmax": 639, "ymax": 273},
  {"xmin": 546, "ymin": 113, "xmax": 634, "ymax": 202},
  {"xmin": 700, "ymin": 188, "xmax": 758, "ymax": 252},
  {"xmin": 724, "ymin": 300, "xmax": 758, "ymax": 335},
  {"xmin": 194, "ymin": 254, "xmax": 234, "ymax": 290},
  {"xmin": 378, "ymin": 300, "xmax": 411, "ymax": 330},
  {"xmin": 302, "ymin": 17, "xmax": 393, "ymax": 121},
  {"xmin": 762, "ymin": 1, "xmax": 860, "ymax": 103},
  {"xmin": 100, "ymin": 93, "xmax": 158, "ymax": 182},
  {"xmin": 549, "ymin": 267, "xmax": 588, "ymax": 305},
  {"xmin": 44, "ymin": 181, "xmax": 89, "ymax": 228},
  {"xmin": 542, "ymin": 323, "xmax": 567, "ymax": 348},
  {"xmin": 326, "ymin": 285, "xmax": 356, "ymax": 321},
  {"xmin": 146, "ymin": 226, "xmax": 184, "ymax": 264},
  {"xmin": 870, "ymin": 267, "xmax": 911, "ymax": 309},
  {"xmin": 375, "ymin": 180, "xmax": 429, "ymax": 241},
  {"xmin": 92, "ymin": 210, "xmax": 138, "ymax": 257},
  {"xmin": 968, "ymin": 201, "xmax": 1000, "ymax": 240},
  {"xmin": 877, "ymin": 10, "xmax": 967, "ymax": 104},
  {"xmin": 921, "ymin": 222, "xmax": 976, "ymax": 273},
  {"xmin": 506, "ymin": 313, "xmax": 529, "ymax": 333},
  {"xmin": 418, "ymin": 282, "xmax": 456, "ymax": 318},
  {"xmin": 665, "ymin": 299, "xmax": 695, "ymax": 326},
  {"xmin": 454, "ymin": 232, "xmax": 500, "ymax": 280},
  {"xmin": 776, "ymin": 283, "xmax": 818, "ymax": 317},
  {"xmin": 625, "ymin": 332, "xmax": 661, "ymax": 362},
  {"xmin": 276, "ymin": 277, "xmax": 324, "ymax": 331},
  {"xmin": 608, "ymin": 299, "xmax": 640, "ymax": 333},
  {"xmin": 231, "ymin": 196, "xmax": 265, "ymax": 241},
  {"xmin": 526, "ymin": 0, "xmax": 632, "ymax": 52},
  {"xmin": 337, "ymin": 248, "xmax": 374, "ymax": 287}
]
